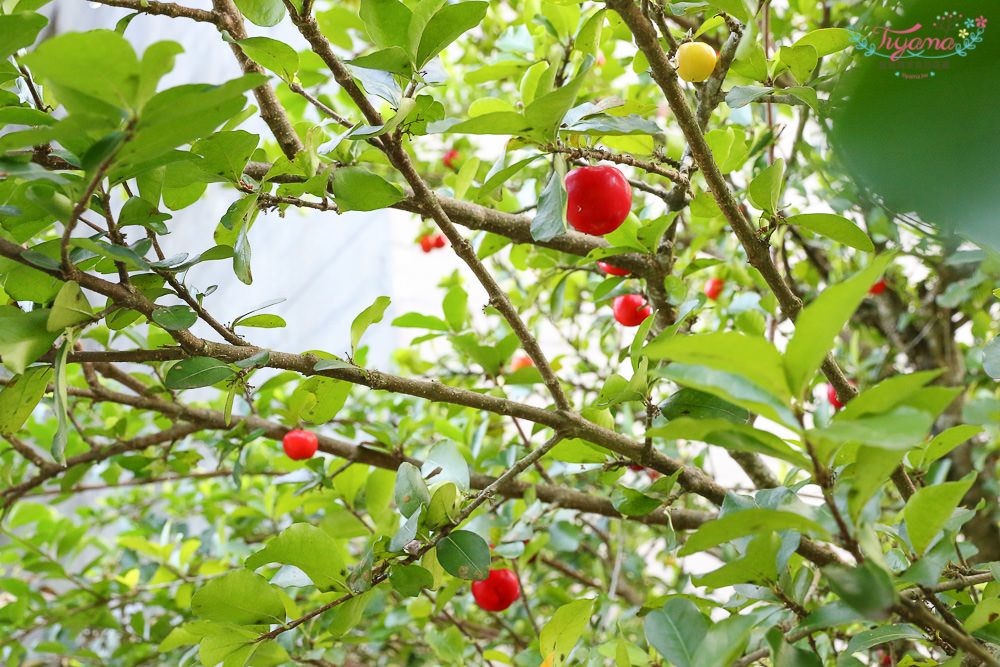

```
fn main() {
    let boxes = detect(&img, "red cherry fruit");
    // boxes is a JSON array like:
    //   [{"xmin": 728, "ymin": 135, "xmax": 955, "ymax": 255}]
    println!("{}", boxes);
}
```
[
  {"xmin": 826, "ymin": 382, "xmax": 856, "ymax": 410},
  {"xmin": 471, "ymin": 568, "xmax": 520, "ymax": 612},
  {"xmin": 510, "ymin": 354, "xmax": 534, "ymax": 371},
  {"xmin": 443, "ymin": 149, "xmax": 460, "ymax": 169},
  {"xmin": 703, "ymin": 278, "xmax": 724, "ymax": 301},
  {"xmin": 282, "ymin": 430, "xmax": 318, "ymax": 460},
  {"xmin": 565, "ymin": 166, "xmax": 632, "ymax": 236},
  {"xmin": 598, "ymin": 260, "xmax": 631, "ymax": 276},
  {"xmin": 433, "ymin": 233, "xmax": 447, "ymax": 248},
  {"xmin": 628, "ymin": 464, "xmax": 643, "ymax": 471},
  {"xmin": 612, "ymin": 294, "xmax": 652, "ymax": 327},
  {"xmin": 419, "ymin": 235, "xmax": 435, "ymax": 253},
  {"xmin": 869, "ymin": 278, "xmax": 887, "ymax": 295}
]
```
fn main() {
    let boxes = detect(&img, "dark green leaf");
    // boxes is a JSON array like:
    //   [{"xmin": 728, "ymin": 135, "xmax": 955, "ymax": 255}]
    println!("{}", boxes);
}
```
[
  {"xmin": 164, "ymin": 357, "xmax": 236, "ymax": 389},
  {"xmin": 436, "ymin": 530, "xmax": 490, "ymax": 581},
  {"xmin": 390, "ymin": 564, "xmax": 434, "ymax": 597},
  {"xmin": 644, "ymin": 598, "xmax": 707, "ymax": 667},
  {"xmin": 725, "ymin": 85, "xmax": 774, "ymax": 109},
  {"xmin": 659, "ymin": 388, "xmax": 750, "ymax": 423},
  {"xmin": 151, "ymin": 305, "xmax": 197, "ymax": 331}
]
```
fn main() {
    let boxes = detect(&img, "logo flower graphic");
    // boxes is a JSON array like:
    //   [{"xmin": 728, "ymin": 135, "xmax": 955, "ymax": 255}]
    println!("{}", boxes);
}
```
[
  {"xmin": 976, "ymin": 15, "xmax": 987, "ymax": 29},
  {"xmin": 959, "ymin": 28, "xmax": 969, "ymax": 38}
]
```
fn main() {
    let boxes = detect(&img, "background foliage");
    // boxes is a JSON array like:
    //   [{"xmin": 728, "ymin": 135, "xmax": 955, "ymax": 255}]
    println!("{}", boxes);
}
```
[{"xmin": 2, "ymin": 0, "xmax": 1000, "ymax": 666}]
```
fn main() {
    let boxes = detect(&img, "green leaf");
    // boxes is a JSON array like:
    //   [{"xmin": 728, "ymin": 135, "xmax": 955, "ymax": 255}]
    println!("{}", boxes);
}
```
[
  {"xmin": 531, "ymin": 169, "xmax": 568, "ymax": 242},
  {"xmin": 663, "ymin": 363, "xmax": 798, "ymax": 429},
  {"xmin": 233, "ymin": 314, "xmax": 286, "ymax": 329},
  {"xmin": 679, "ymin": 508, "xmax": 827, "ymax": 556},
  {"xmin": 234, "ymin": 350, "xmax": 270, "ymax": 369},
  {"xmin": 983, "ymin": 336, "xmax": 1000, "ymax": 380},
  {"xmin": 695, "ymin": 533, "xmax": 781, "ymax": 588},
  {"xmin": 46, "ymin": 281, "xmax": 93, "ymax": 332},
  {"xmin": 233, "ymin": 0, "xmax": 284, "ymax": 26},
  {"xmin": 706, "ymin": 0, "xmax": 750, "ymax": 23},
  {"xmin": 812, "ymin": 406, "xmax": 934, "ymax": 451},
  {"xmin": 648, "ymin": 418, "xmax": 810, "ymax": 468},
  {"xmin": 416, "ymin": 2, "xmax": 488, "ymax": 68},
  {"xmin": 776, "ymin": 44, "xmax": 817, "ymax": 84},
  {"xmin": 151, "ymin": 305, "xmax": 197, "ymax": 331},
  {"xmin": 331, "ymin": 167, "xmax": 404, "ymax": 212},
  {"xmin": 610, "ymin": 486, "xmax": 661, "ymax": 516},
  {"xmin": 350, "ymin": 295, "xmax": 390, "ymax": 356},
  {"xmin": 846, "ymin": 446, "xmax": 905, "ymax": 522},
  {"xmin": 394, "ymin": 462, "xmax": 431, "ymax": 518},
  {"xmin": 191, "ymin": 570, "xmax": 285, "ymax": 624},
  {"xmin": 164, "ymin": 357, "xmax": 236, "ymax": 390},
  {"xmin": 421, "ymin": 440, "xmax": 470, "ymax": 491},
  {"xmin": 838, "ymin": 370, "xmax": 942, "ymax": 421},
  {"xmin": 904, "ymin": 472, "xmax": 976, "ymax": 555},
  {"xmin": 348, "ymin": 47, "xmax": 413, "ymax": 75},
  {"xmin": 747, "ymin": 158, "xmax": 785, "ymax": 215},
  {"xmin": 0, "ymin": 366, "xmax": 52, "ymax": 437},
  {"xmin": 390, "ymin": 564, "xmax": 434, "ymax": 597},
  {"xmin": 644, "ymin": 331, "xmax": 790, "ymax": 401},
  {"xmin": 920, "ymin": 425, "xmax": 983, "ymax": 466},
  {"xmin": 690, "ymin": 612, "xmax": 756, "ymax": 667},
  {"xmin": 436, "ymin": 530, "xmax": 490, "ymax": 581},
  {"xmin": 390, "ymin": 506, "xmax": 423, "ymax": 551},
  {"xmin": 23, "ymin": 30, "xmax": 140, "ymax": 111},
  {"xmin": 539, "ymin": 598, "xmax": 595, "ymax": 662},
  {"xmin": 844, "ymin": 624, "xmax": 923, "ymax": 656},
  {"xmin": 644, "ymin": 597, "xmax": 707, "ymax": 667},
  {"xmin": 785, "ymin": 214, "xmax": 874, "ymax": 252},
  {"xmin": 824, "ymin": 561, "xmax": 895, "ymax": 620},
  {"xmin": 233, "ymin": 223, "xmax": 252, "ymax": 285},
  {"xmin": 659, "ymin": 387, "xmax": 750, "ymax": 423},
  {"xmin": 0, "ymin": 13, "xmax": 48, "ymax": 61},
  {"xmin": 292, "ymin": 376, "xmax": 351, "ymax": 423},
  {"xmin": 237, "ymin": 37, "xmax": 299, "ymax": 80},
  {"xmin": 245, "ymin": 523, "xmax": 346, "ymax": 590},
  {"xmin": 523, "ymin": 55, "xmax": 594, "ymax": 141},
  {"xmin": 783, "ymin": 255, "xmax": 892, "ymax": 397},
  {"xmin": 793, "ymin": 28, "xmax": 852, "ymax": 57},
  {"xmin": 360, "ymin": 0, "xmax": 413, "ymax": 51},
  {"xmin": 725, "ymin": 85, "xmax": 774, "ymax": 109},
  {"xmin": 0, "ymin": 307, "xmax": 61, "ymax": 375},
  {"xmin": 327, "ymin": 590, "xmax": 373, "ymax": 635},
  {"xmin": 193, "ymin": 131, "xmax": 259, "ymax": 183},
  {"xmin": 392, "ymin": 312, "xmax": 450, "ymax": 331}
]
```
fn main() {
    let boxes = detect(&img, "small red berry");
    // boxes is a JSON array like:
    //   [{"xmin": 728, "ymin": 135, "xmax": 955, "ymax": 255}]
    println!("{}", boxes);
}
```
[
  {"xmin": 419, "ymin": 235, "xmax": 435, "ymax": 253},
  {"xmin": 471, "ymin": 568, "xmax": 520, "ymax": 612},
  {"xmin": 628, "ymin": 464, "xmax": 643, "ymax": 471},
  {"xmin": 282, "ymin": 430, "xmax": 318, "ymax": 460},
  {"xmin": 869, "ymin": 278, "xmax": 887, "ymax": 295},
  {"xmin": 598, "ymin": 260, "xmax": 631, "ymax": 276},
  {"xmin": 612, "ymin": 294, "xmax": 652, "ymax": 327},
  {"xmin": 433, "ymin": 233, "xmax": 447, "ymax": 248},
  {"xmin": 703, "ymin": 278, "xmax": 724, "ymax": 301},
  {"xmin": 443, "ymin": 149, "xmax": 460, "ymax": 169},
  {"xmin": 565, "ymin": 166, "xmax": 632, "ymax": 236},
  {"xmin": 510, "ymin": 354, "xmax": 533, "ymax": 371},
  {"xmin": 826, "ymin": 384, "xmax": 843, "ymax": 409}
]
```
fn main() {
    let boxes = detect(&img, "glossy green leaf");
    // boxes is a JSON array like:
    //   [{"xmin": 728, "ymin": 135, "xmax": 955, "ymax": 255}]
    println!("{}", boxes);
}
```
[
  {"xmin": 659, "ymin": 387, "xmax": 750, "ymax": 423},
  {"xmin": 331, "ymin": 167, "xmax": 404, "ymax": 212},
  {"xmin": 844, "ymin": 624, "xmax": 922, "ymax": 656},
  {"xmin": 394, "ymin": 462, "xmax": 430, "ymax": 518},
  {"xmin": 415, "ymin": 2, "xmax": 488, "ymax": 67},
  {"xmin": 435, "ymin": 530, "xmax": 490, "ymax": 581},
  {"xmin": 532, "ymin": 168, "xmax": 568, "ymax": 242},
  {"xmin": 904, "ymin": 472, "xmax": 976, "ymax": 555},
  {"xmin": 679, "ymin": 509, "xmax": 827, "ymax": 556},
  {"xmin": 233, "ymin": 0, "xmax": 284, "ymax": 26},
  {"xmin": 421, "ymin": 440, "xmax": 470, "ymax": 491},
  {"xmin": 245, "ymin": 523, "xmax": 346, "ymax": 590},
  {"xmin": 350, "ymin": 295, "xmax": 390, "ymax": 356},
  {"xmin": 747, "ymin": 158, "xmax": 785, "ymax": 215},
  {"xmin": 786, "ymin": 213, "xmax": 874, "ymax": 252},
  {"xmin": 360, "ymin": 0, "xmax": 413, "ymax": 51},
  {"xmin": 0, "ymin": 366, "xmax": 52, "ymax": 437},
  {"xmin": 783, "ymin": 255, "xmax": 892, "ymax": 397},
  {"xmin": 191, "ymin": 570, "xmax": 284, "ymax": 624},
  {"xmin": 611, "ymin": 486, "xmax": 661, "ymax": 516},
  {"xmin": 644, "ymin": 597, "xmax": 707, "ymax": 667},
  {"xmin": 390, "ymin": 564, "xmax": 434, "ymax": 597},
  {"xmin": 237, "ymin": 37, "xmax": 299, "ymax": 80},
  {"xmin": 46, "ymin": 281, "xmax": 93, "ymax": 332},
  {"xmin": 164, "ymin": 357, "xmax": 236, "ymax": 390},
  {"xmin": 539, "ymin": 598, "xmax": 595, "ymax": 663},
  {"xmin": 0, "ymin": 307, "xmax": 60, "ymax": 375},
  {"xmin": 662, "ymin": 363, "xmax": 798, "ymax": 429},
  {"xmin": 690, "ymin": 612, "xmax": 756, "ymax": 667},
  {"xmin": 151, "ymin": 305, "xmax": 197, "ymax": 331}
]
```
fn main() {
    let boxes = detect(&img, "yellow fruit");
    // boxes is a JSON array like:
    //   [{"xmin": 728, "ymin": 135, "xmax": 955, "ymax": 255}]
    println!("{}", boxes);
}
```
[{"xmin": 676, "ymin": 42, "xmax": 718, "ymax": 82}]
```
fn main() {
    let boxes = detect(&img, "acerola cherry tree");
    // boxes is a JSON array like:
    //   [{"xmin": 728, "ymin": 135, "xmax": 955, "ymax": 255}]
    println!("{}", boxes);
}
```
[{"xmin": 1, "ymin": 1, "xmax": 1000, "ymax": 667}]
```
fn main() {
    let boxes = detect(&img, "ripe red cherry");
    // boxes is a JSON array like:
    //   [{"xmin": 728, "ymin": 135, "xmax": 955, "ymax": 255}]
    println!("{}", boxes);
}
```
[
  {"xmin": 598, "ymin": 260, "xmax": 631, "ymax": 276},
  {"xmin": 433, "ymin": 234, "xmax": 447, "ymax": 248},
  {"xmin": 419, "ymin": 235, "xmax": 435, "ymax": 253},
  {"xmin": 703, "ymin": 278, "xmax": 724, "ymax": 301},
  {"xmin": 612, "ymin": 294, "xmax": 651, "ymax": 327},
  {"xmin": 565, "ymin": 166, "xmax": 632, "ymax": 236},
  {"xmin": 471, "ymin": 568, "xmax": 520, "ymax": 612},
  {"xmin": 510, "ymin": 354, "xmax": 533, "ymax": 371},
  {"xmin": 826, "ymin": 382, "xmax": 855, "ymax": 410},
  {"xmin": 282, "ymin": 430, "xmax": 318, "ymax": 460},
  {"xmin": 443, "ymin": 149, "xmax": 460, "ymax": 169},
  {"xmin": 869, "ymin": 278, "xmax": 887, "ymax": 295}
]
